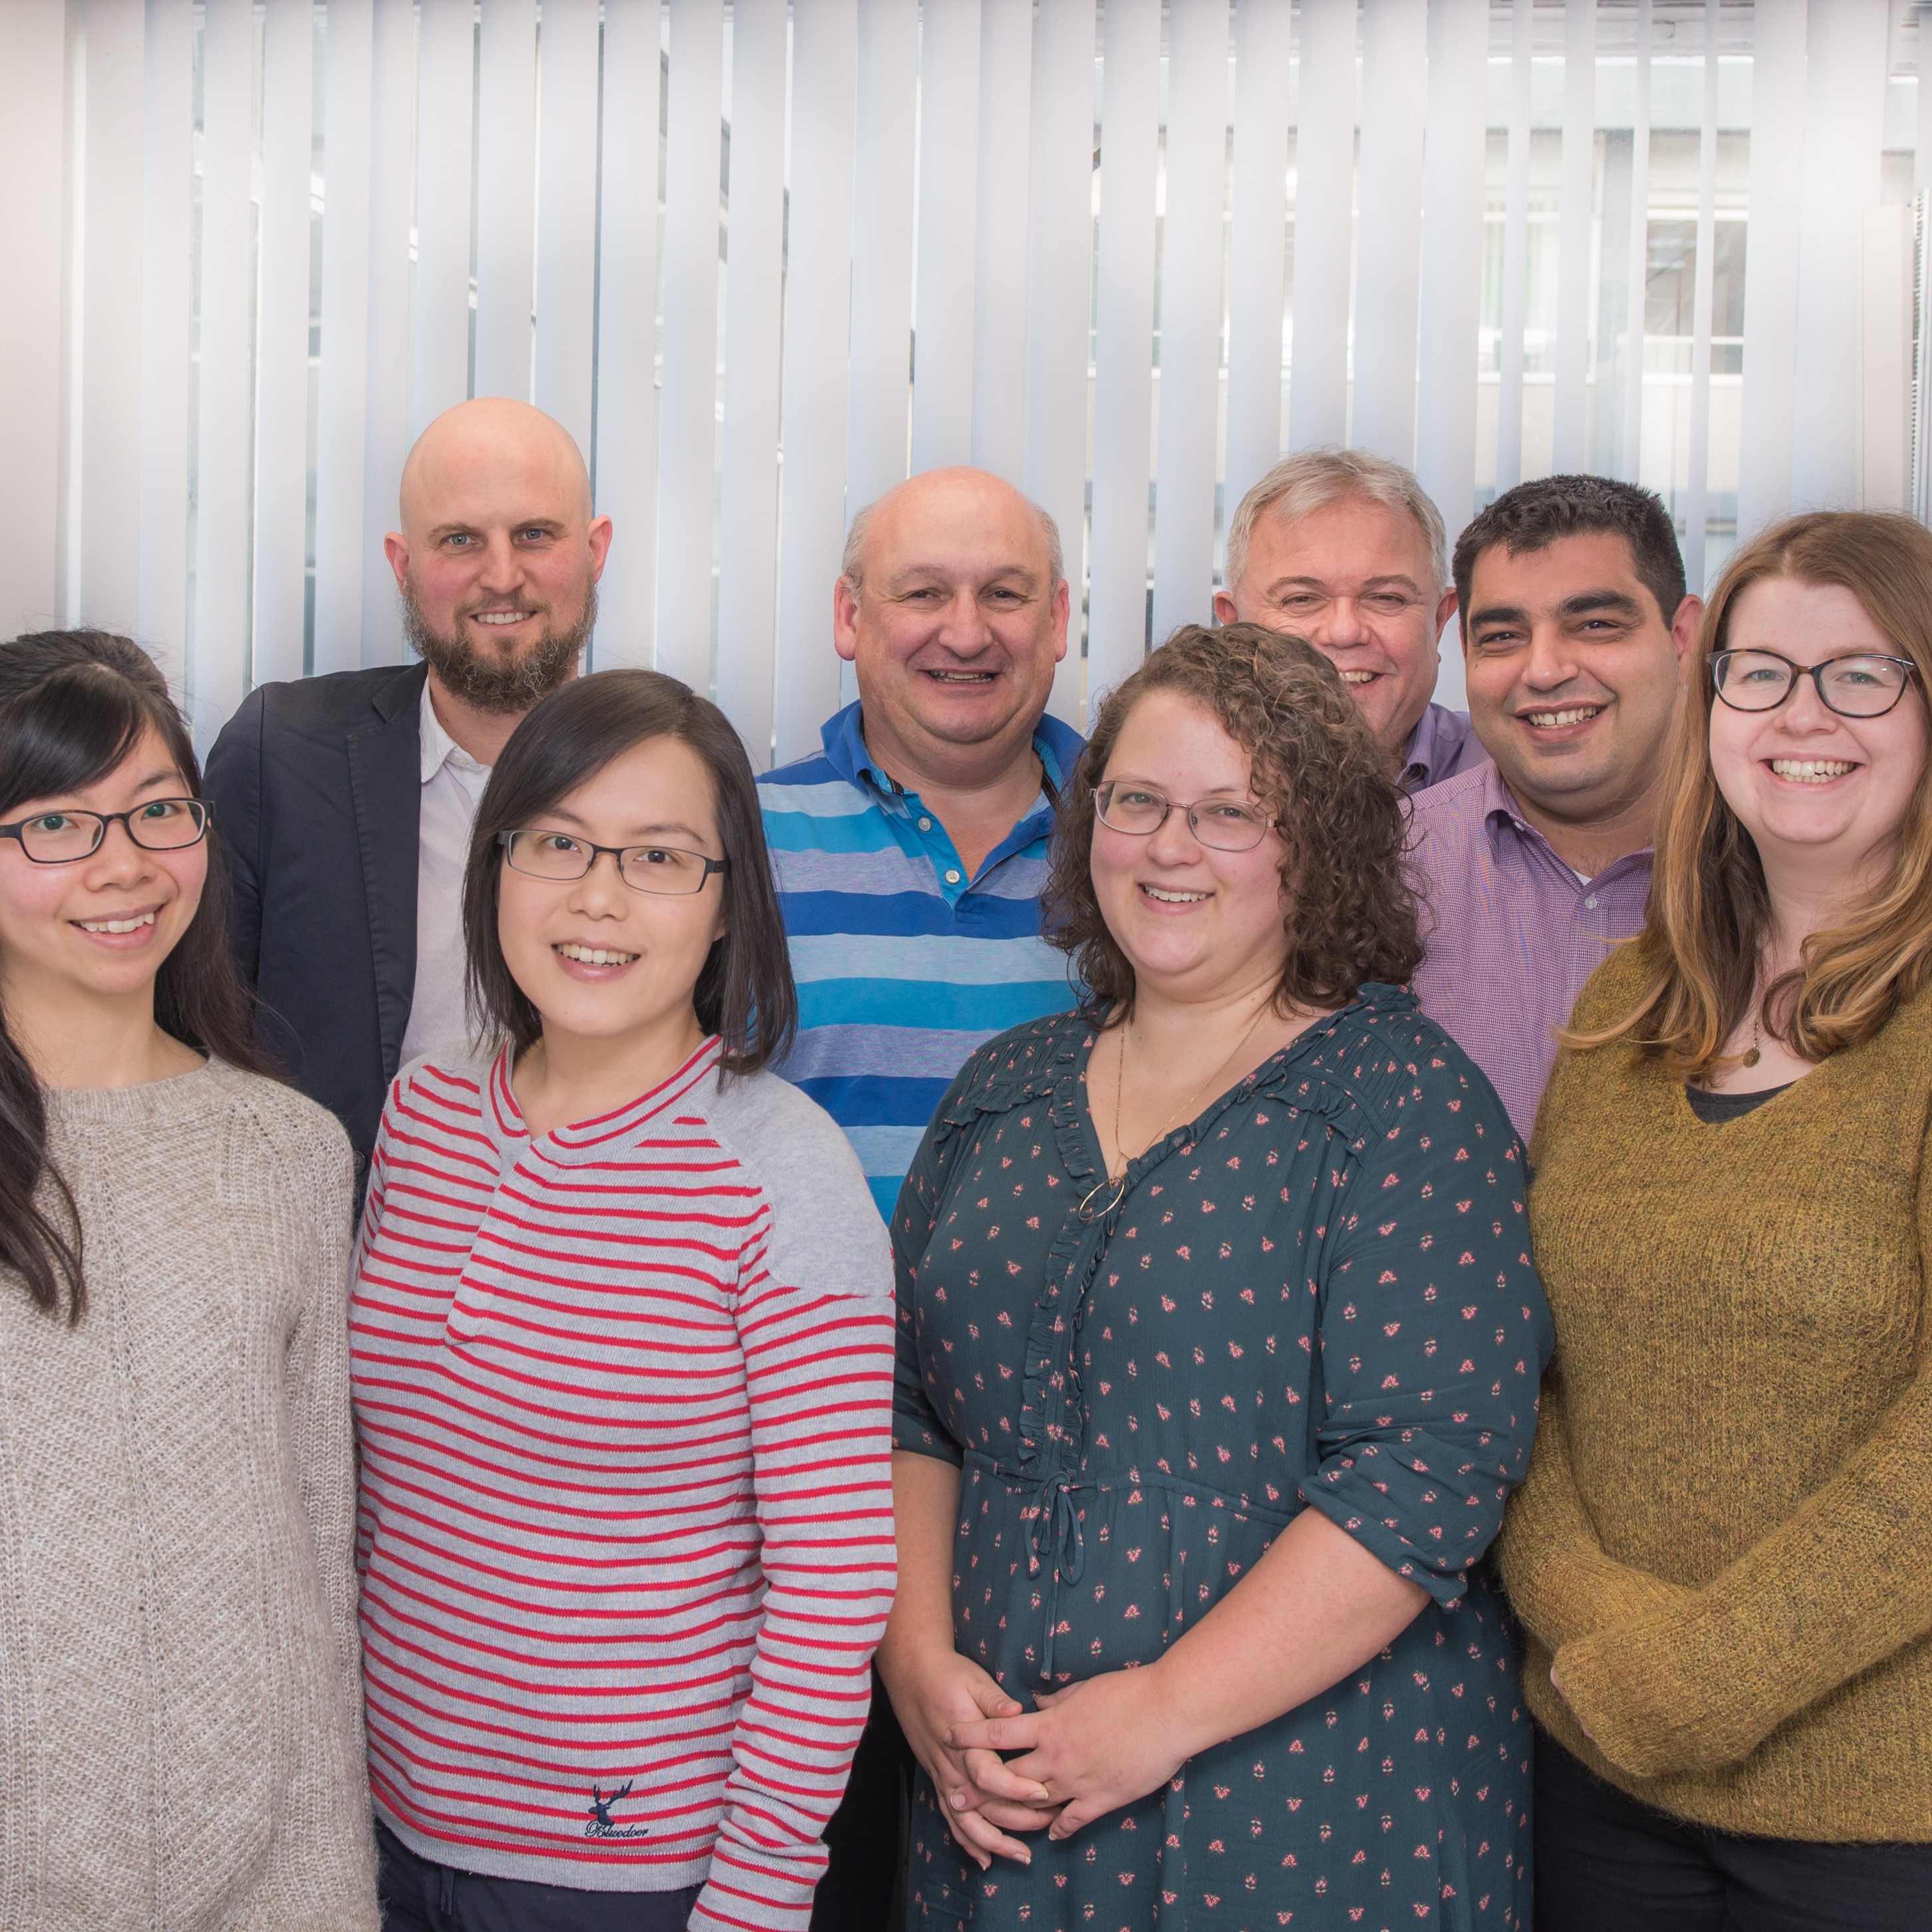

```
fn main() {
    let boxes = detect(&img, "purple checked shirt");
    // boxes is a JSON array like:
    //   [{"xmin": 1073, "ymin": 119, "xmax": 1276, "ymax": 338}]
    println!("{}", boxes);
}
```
[
  {"xmin": 1407, "ymin": 761, "xmax": 1652, "ymax": 1143},
  {"xmin": 1399, "ymin": 702, "xmax": 1488, "ymax": 792}
]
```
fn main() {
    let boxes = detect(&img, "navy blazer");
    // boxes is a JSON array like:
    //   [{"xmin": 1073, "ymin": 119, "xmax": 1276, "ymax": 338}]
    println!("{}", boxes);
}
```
[{"xmin": 204, "ymin": 661, "xmax": 428, "ymax": 1167}]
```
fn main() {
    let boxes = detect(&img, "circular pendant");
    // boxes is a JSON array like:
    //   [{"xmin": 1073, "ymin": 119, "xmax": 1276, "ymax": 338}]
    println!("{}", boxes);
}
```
[
  {"xmin": 1077, "ymin": 1173, "xmax": 1127, "ymax": 1224},
  {"xmin": 1742, "ymin": 1047, "xmax": 1761, "ymax": 1068}
]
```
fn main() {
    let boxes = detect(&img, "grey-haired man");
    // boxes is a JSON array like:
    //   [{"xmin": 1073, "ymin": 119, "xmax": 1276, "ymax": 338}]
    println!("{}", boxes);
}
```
[{"xmin": 1216, "ymin": 447, "xmax": 1483, "ymax": 791}]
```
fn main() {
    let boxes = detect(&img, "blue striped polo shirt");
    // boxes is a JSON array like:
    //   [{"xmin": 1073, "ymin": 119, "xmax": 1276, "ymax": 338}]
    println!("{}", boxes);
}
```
[{"xmin": 758, "ymin": 700, "xmax": 1085, "ymax": 1218}]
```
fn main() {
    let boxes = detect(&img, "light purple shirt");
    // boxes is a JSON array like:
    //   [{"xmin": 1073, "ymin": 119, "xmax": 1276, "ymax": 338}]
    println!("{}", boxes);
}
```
[
  {"xmin": 1400, "ymin": 702, "xmax": 1489, "ymax": 793},
  {"xmin": 1407, "ymin": 762, "xmax": 1652, "ymax": 1143}
]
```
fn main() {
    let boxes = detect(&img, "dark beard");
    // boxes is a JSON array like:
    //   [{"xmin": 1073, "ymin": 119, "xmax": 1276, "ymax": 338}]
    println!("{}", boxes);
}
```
[{"xmin": 402, "ymin": 583, "xmax": 598, "ymax": 714}]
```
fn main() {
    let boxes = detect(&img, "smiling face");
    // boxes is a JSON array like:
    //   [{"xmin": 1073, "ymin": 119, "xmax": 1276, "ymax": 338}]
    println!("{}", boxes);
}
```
[
  {"xmin": 1462, "ymin": 529, "xmax": 1699, "ymax": 835},
  {"xmin": 386, "ymin": 398, "xmax": 614, "ymax": 714},
  {"xmin": 1214, "ymin": 494, "xmax": 1454, "ymax": 758},
  {"xmin": 496, "ymin": 735, "xmax": 729, "ymax": 1057},
  {"xmin": 1709, "ymin": 575, "xmax": 1930, "ymax": 898},
  {"xmin": 0, "ymin": 724, "xmax": 207, "ymax": 1020},
  {"xmin": 1088, "ymin": 689, "xmax": 1292, "ymax": 1007},
  {"xmin": 835, "ymin": 468, "xmax": 1069, "ymax": 781}
]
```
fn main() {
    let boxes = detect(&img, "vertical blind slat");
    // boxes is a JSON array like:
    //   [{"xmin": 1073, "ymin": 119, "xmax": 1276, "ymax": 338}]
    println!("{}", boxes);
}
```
[
  {"xmin": 589, "ymin": 0, "xmax": 665, "ymax": 674},
  {"xmin": 192, "ymin": 0, "xmax": 255, "ymax": 742},
  {"xmin": 532, "ymin": 0, "xmax": 601, "ymax": 461},
  {"xmin": 771, "ymin": 0, "xmax": 858, "ymax": 762},
  {"xmin": 1352, "ymin": 0, "xmax": 1428, "ymax": 467},
  {"xmin": 313, "ymin": 0, "xmax": 374, "ymax": 678},
  {"xmin": 1552, "ymin": 0, "xmax": 1595, "ymax": 472},
  {"xmin": 138, "ymin": 0, "xmax": 195, "ymax": 694},
  {"xmin": 846, "ymin": 0, "xmax": 919, "ymax": 511},
  {"xmin": 1223, "ymin": 0, "xmax": 1292, "ymax": 516},
  {"xmin": 910, "ymin": 0, "xmax": 982, "ymax": 472},
  {"xmin": 1617, "ymin": 0, "xmax": 1651, "ymax": 485},
  {"xmin": 1020, "ymin": 0, "xmax": 1096, "ymax": 726},
  {"xmin": 1149, "ymin": 0, "xmax": 1229, "ymax": 645},
  {"xmin": 411, "ymin": 0, "xmax": 476, "ymax": 435},
  {"xmin": 1736, "ymin": 0, "xmax": 1806, "ymax": 537},
  {"xmin": 1414, "ymin": 0, "xmax": 1486, "ymax": 555},
  {"xmin": 1287, "ymin": 0, "xmax": 1355, "ymax": 452},
  {"xmin": 1682, "ymin": 0, "xmax": 1721, "ymax": 592},
  {"xmin": 714, "ymin": 0, "xmax": 787, "ymax": 761},
  {"xmin": 0, "ymin": 0, "xmax": 67, "ymax": 642},
  {"xmin": 1790, "ymin": 0, "xmax": 1889, "ymax": 509},
  {"xmin": 79, "ymin": 0, "xmax": 146, "ymax": 642},
  {"xmin": 474, "ymin": 0, "xmax": 539, "ymax": 401},
  {"xmin": 1494, "ymin": 0, "xmax": 1534, "ymax": 495},
  {"xmin": 359, "ymin": 0, "xmax": 415, "ymax": 666},
  {"xmin": 253, "ymin": 0, "xmax": 315, "ymax": 687},
  {"xmin": 970, "ymin": 0, "xmax": 1034, "ymax": 483},
  {"xmin": 656, "ymin": 0, "xmax": 726, "ymax": 687},
  {"xmin": 1085, "ymin": 0, "xmax": 1161, "ymax": 702}
]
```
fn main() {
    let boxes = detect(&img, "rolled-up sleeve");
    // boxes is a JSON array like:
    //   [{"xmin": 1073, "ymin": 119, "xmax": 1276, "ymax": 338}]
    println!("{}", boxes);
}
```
[{"xmin": 1300, "ymin": 1077, "xmax": 1554, "ymax": 1604}]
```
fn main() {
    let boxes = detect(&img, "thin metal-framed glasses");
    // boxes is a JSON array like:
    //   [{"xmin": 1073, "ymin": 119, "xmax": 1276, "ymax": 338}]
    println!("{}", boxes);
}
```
[
  {"xmin": 1710, "ymin": 648, "xmax": 1921, "ymax": 719},
  {"xmin": 498, "ymin": 828, "xmax": 729, "ymax": 897},
  {"xmin": 1093, "ymin": 781, "xmax": 1276, "ymax": 851},
  {"xmin": 0, "ymin": 797, "xmax": 211, "ymax": 864}
]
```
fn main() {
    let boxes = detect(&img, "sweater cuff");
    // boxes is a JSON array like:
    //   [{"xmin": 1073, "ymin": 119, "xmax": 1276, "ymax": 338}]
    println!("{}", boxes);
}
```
[{"xmin": 1552, "ymin": 1593, "xmax": 1768, "ymax": 1778}]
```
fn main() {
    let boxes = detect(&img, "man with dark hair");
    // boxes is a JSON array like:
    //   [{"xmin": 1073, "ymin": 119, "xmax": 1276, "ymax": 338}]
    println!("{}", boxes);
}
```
[
  {"xmin": 205, "ymin": 398, "xmax": 613, "ymax": 1169},
  {"xmin": 1410, "ymin": 474, "xmax": 1703, "ymax": 1137}
]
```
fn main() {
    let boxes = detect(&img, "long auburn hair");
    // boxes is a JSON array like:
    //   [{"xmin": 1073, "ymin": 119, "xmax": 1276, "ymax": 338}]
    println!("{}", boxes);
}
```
[
  {"xmin": 462, "ymin": 668, "xmax": 797, "ymax": 1073},
  {"xmin": 0, "ymin": 630, "xmax": 271, "ymax": 1322},
  {"xmin": 1043, "ymin": 624, "xmax": 1423, "ymax": 1018},
  {"xmin": 1574, "ymin": 511, "xmax": 1932, "ymax": 1077}
]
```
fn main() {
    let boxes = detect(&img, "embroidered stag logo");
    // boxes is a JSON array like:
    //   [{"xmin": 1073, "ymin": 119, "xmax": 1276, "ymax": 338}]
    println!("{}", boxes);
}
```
[{"xmin": 587, "ymin": 1780, "xmax": 634, "ymax": 1832}]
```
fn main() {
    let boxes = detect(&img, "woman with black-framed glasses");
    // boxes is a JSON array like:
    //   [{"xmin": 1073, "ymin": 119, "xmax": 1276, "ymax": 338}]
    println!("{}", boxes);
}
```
[
  {"xmin": 351, "ymin": 668, "xmax": 894, "ymax": 1932},
  {"xmin": 0, "ymin": 628, "xmax": 380, "ymax": 1931},
  {"xmin": 1501, "ymin": 511, "xmax": 1932, "ymax": 1931}
]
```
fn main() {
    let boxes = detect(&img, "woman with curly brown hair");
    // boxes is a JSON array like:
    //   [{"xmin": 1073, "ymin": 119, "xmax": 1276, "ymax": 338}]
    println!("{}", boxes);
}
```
[{"xmin": 877, "ymin": 624, "xmax": 1552, "ymax": 1931}]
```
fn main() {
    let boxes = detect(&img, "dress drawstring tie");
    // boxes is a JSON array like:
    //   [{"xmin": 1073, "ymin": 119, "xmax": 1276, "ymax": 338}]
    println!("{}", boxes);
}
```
[{"xmin": 1028, "ymin": 1470, "xmax": 1085, "ymax": 1685}]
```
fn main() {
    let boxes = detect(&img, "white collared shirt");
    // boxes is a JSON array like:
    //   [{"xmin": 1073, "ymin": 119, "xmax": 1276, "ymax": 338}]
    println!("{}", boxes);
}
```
[{"xmin": 400, "ymin": 680, "xmax": 493, "ymax": 1065}]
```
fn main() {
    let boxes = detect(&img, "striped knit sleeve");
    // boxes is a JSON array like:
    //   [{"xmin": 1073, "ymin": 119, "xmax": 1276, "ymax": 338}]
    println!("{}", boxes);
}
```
[{"xmin": 697, "ymin": 1075, "xmax": 897, "ymax": 1932}]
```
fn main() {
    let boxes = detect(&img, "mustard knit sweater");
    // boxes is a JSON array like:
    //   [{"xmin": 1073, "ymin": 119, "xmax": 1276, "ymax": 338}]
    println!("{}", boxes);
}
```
[{"xmin": 1498, "ymin": 944, "xmax": 1932, "ymax": 1843}]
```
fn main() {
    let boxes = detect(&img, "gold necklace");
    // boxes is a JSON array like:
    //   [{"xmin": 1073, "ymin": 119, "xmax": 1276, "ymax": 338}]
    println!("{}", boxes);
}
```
[
  {"xmin": 1742, "ymin": 1002, "xmax": 1762, "ymax": 1069},
  {"xmin": 1077, "ymin": 1000, "xmax": 1272, "ymax": 1222}
]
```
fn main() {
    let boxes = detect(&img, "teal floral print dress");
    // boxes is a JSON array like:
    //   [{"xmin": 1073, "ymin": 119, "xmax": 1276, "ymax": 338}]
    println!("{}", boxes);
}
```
[{"xmin": 891, "ymin": 986, "xmax": 1553, "ymax": 1931}]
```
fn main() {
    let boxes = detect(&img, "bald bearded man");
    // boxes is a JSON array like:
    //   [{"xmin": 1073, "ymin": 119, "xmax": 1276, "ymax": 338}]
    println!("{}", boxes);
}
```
[{"xmin": 206, "ymin": 398, "xmax": 612, "ymax": 1171}]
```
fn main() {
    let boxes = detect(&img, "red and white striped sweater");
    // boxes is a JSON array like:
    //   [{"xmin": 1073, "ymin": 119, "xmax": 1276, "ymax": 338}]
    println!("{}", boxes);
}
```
[{"xmin": 350, "ymin": 1037, "xmax": 895, "ymax": 1929}]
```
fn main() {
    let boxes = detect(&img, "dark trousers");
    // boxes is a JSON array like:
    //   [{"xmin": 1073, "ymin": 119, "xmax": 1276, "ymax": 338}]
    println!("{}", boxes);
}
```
[
  {"xmin": 809, "ymin": 1671, "xmax": 914, "ymax": 1932},
  {"xmin": 376, "ymin": 1820, "xmax": 701, "ymax": 1932},
  {"xmin": 1535, "ymin": 1733, "xmax": 1932, "ymax": 1932}
]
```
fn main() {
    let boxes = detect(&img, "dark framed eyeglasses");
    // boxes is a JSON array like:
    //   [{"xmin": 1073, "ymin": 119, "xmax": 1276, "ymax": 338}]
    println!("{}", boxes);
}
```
[
  {"xmin": 1092, "ymin": 781, "xmax": 1276, "ymax": 852},
  {"xmin": 1711, "ymin": 648, "xmax": 1921, "ymax": 719},
  {"xmin": 498, "ymin": 828, "xmax": 729, "ymax": 897},
  {"xmin": 0, "ymin": 797, "xmax": 211, "ymax": 864}
]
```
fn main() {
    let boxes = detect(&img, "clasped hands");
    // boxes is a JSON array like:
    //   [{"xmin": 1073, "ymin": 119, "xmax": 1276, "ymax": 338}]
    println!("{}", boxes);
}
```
[{"xmin": 897, "ymin": 1648, "xmax": 1191, "ymax": 1871}]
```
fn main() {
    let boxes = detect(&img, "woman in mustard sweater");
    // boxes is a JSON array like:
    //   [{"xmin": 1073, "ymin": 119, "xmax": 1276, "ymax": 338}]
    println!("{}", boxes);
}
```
[{"xmin": 1500, "ymin": 511, "xmax": 1932, "ymax": 1931}]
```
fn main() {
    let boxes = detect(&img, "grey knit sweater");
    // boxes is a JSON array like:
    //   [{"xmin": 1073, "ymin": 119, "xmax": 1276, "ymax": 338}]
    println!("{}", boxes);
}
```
[{"xmin": 0, "ymin": 1059, "xmax": 378, "ymax": 1931}]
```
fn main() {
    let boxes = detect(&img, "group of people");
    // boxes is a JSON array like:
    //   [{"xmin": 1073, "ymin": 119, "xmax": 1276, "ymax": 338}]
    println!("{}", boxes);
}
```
[{"xmin": 1, "ymin": 394, "xmax": 1927, "ymax": 1932}]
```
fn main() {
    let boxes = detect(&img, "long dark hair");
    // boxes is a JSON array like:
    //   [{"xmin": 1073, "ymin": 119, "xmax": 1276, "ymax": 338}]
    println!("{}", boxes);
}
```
[
  {"xmin": 462, "ymin": 669, "xmax": 797, "ymax": 1072},
  {"xmin": 0, "ymin": 630, "xmax": 270, "ymax": 1322},
  {"xmin": 1044, "ymin": 624, "xmax": 1423, "ymax": 1017}
]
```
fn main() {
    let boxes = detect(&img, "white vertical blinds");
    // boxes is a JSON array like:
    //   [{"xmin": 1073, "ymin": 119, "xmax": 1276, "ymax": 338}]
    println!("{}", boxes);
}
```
[
  {"xmin": 5, "ymin": 0, "xmax": 1927, "ymax": 758},
  {"xmin": 1148, "ymin": 0, "xmax": 1230, "ymax": 648}
]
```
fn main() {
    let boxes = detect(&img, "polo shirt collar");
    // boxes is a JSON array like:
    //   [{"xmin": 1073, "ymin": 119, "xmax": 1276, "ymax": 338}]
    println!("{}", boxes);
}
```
[{"xmin": 817, "ymin": 699, "xmax": 1081, "ymax": 815}]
